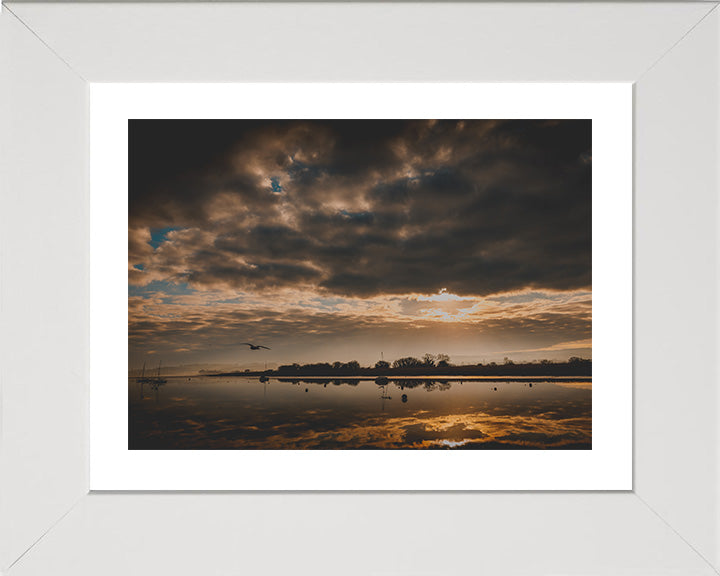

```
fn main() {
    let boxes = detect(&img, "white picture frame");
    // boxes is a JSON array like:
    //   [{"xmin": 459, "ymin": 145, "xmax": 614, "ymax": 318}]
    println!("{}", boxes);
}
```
[{"xmin": 1, "ymin": 2, "xmax": 718, "ymax": 575}]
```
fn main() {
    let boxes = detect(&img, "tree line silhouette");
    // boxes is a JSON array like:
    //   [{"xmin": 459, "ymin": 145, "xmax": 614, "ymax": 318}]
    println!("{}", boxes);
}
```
[{"xmin": 211, "ymin": 354, "xmax": 591, "ymax": 377}]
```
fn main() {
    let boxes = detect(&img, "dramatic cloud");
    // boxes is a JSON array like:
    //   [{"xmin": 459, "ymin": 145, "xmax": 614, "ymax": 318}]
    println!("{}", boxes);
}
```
[{"xmin": 129, "ymin": 120, "xmax": 591, "ymax": 368}]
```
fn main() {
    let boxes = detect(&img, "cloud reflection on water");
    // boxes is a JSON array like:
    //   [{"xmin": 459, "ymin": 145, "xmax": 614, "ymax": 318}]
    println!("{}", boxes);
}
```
[{"xmin": 129, "ymin": 377, "xmax": 591, "ymax": 450}]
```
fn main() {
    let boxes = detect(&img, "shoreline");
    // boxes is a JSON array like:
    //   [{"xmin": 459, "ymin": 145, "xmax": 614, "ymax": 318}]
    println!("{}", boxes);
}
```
[{"xmin": 131, "ymin": 374, "xmax": 592, "ymax": 382}]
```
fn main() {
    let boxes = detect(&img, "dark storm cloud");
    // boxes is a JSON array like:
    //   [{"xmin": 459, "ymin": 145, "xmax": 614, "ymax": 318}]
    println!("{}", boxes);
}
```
[{"xmin": 129, "ymin": 120, "xmax": 591, "ymax": 297}]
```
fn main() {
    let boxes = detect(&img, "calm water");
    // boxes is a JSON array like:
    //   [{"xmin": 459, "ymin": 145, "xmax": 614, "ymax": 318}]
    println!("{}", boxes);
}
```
[{"xmin": 129, "ymin": 376, "xmax": 591, "ymax": 450}]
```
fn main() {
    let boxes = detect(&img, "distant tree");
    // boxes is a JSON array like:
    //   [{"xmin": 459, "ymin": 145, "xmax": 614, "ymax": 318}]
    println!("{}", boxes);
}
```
[
  {"xmin": 436, "ymin": 353, "xmax": 450, "ymax": 365},
  {"xmin": 332, "ymin": 361, "xmax": 343, "ymax": 370},
  {"xmin": 393, "ymin": 356, "xmax": 423, "ymax": 369},
  {"xmin": 437, "ymin": 359, "xmax": 450, "ymax": 368},
  {"xmin": 375, "ymin": 360, "xmax": 390, "ymax": 370},
  {"xmin": 423, "ymin": 353, "xmax": 436, "ymax": 367},
  {"xmin": 344, "ymin": 360, "xmax": 360, "ymax": 372},
  {"xmin": 277, "ymin": 363, "xmax": 301, "ymax": 374},
  {"xmin": 503, "ymin": 357, "xmax": 515, "ymax": 365}
]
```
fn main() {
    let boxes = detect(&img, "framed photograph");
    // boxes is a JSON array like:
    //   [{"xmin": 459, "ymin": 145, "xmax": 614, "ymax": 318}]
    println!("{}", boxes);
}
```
[
  {"xmin": 1, "ymin": 2, "xmax": 718, "ymax": 575},
  {"xmin": 90, "ymin": 83, "xmax": 631, "ymax": 490},
  {"xmin": 125, "ymin": 115, "xmax": 600, "ymax": 454}
]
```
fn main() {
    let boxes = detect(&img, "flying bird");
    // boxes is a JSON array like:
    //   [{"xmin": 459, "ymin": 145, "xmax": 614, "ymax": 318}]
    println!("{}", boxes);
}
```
[{"xmin": 242, "ymin": 343, "xmax": 271, "ymax": 350}]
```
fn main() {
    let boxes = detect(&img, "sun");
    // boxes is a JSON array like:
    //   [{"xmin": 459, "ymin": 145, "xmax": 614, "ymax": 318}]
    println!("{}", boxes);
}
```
[{"xmin": 418, "ymin": 288, "xmax": 474, "ymax": 303}]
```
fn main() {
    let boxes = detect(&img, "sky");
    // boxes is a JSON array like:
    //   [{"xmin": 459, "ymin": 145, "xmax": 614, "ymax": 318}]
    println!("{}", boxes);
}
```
[{"xmin": 128, "ymin": 119, "xmax": 591, "ymax": 371}]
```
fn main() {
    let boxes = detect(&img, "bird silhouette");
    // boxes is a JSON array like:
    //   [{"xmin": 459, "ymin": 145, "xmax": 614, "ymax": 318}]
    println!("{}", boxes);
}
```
[{"xmin": 242, "ymin": 343, "xmax": 271, "ymax": 350}]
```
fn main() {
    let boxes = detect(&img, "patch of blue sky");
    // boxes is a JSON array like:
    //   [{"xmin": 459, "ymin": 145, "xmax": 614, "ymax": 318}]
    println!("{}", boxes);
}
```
[
  {"xmin": 487, "ymin": 291, "xmax": 587, "ymax": 304},
  {"xmin": 269, "ymin": 177, "xmax": 284, "ymax": 194},
  {"xmin": 308, "ymin": 296, "xmax": 348, "ymax": 311},
  {"xmin": 339, "ymin": 209, "xmax": 374, "ymax": 224},
  {"xmin": 133, "ymin": 263, "xmax": 145, "ymax": 271},
  {"xmin": 149, "ymin": 226, "xmax": 184, "ymax": 249},
  {"xmin": 129, "ymin": 280, "xmax": 195, "ymax": 298}
]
